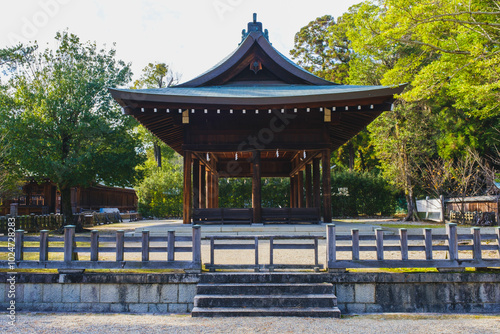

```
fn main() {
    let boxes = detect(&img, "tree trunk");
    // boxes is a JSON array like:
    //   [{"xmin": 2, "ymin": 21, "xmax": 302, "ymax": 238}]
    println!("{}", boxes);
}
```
[
  {"xmin": 403, "ymin": 191, "xmax": 419, "ymax": 222},
  {"xmin": 59, "ymin": 186, "xmax": 80, "ymax": 232},
  {"xmin": 348, "ymin": 142, "xmax": 354, "ymax": 172},
  {"xmin": 154, "ymin": 142, "xmax": 162, "ymax": 168}
]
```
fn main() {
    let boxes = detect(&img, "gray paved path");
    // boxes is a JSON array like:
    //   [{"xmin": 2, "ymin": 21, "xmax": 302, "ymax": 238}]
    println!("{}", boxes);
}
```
[{"xmin": 2, "ymin": 313, "xmax": 499, "ymax": 334}]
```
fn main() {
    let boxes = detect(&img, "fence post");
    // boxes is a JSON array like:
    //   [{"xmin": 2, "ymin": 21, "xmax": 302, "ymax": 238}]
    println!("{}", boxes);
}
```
[
  {"xmin": 269, "ymin": 236, "xmax": 274, "ymax": 272},
  {"xmin": 254, "ymin": 237, "xmax": 259, "ymax": 272},
  {"xmin": 64, "ymin": 225, "xmax": 76, "ymax": 262},
  {"xmin": 90, "ymin": 230, "xmax": 99, "ymax": 262},
  {"xmin": 472, "ymin": 227, "xmax": 482, "ymax": 261},
  {"xmin": 142, "ymin": 230, "xmax": 150, "ymax": 262},
  {"xmin": 375, "ymin": 228, "xmax": 384, "ymax": 261},
  {"xmin": 424, "ymin": 228, "xmax": 433, "ymax": 260},
  {"xmin": 326, "ymin": 224, "xmax": 336, "ymax": 269},
  {"xmin": 351, "ymin": 229, "xmax": 359, "ymax": 260},
  {"xmin": 192, "ymin": 225, "xmax": 201, "ymax": 266},
  {"xmin": 446, "ymin": 223, "xmax": 458, "ymax": 261},
  {"xmin": 209, "ymin": 236, "xmax": 215, "ymax": 271},
  {"xmin": 400, "ymin": 228, "xmax": 408, "ymax": 261},
  {"xmin": 116, "ymin": 230, "xmax": 124, "ymax": 262},
  {"xmin": 15, "ymin": 230, "xmax": 24, "ymax": 262},
  {"xmin": 167, "ymin": 230, "xmax": 175, "ymax": 261},
  {"xmin": 40, "ymin": 230, "xmax": 49, "ymax": 262}
]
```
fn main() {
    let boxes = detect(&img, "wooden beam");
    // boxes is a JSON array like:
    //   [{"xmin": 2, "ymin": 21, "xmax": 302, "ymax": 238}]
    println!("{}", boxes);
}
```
[
  {"xmin": 322, "ymin": 149, "xmax": 332, "ymax": 223},
  {"xmin": 305, "ymin": 164, "xmax": 312, "ymax": 208},
  {"xmin": 289, "ymin": 151, "xmax": 321, "ymax": 177},
  {"xmin": 313, "ymin": 158, "xmax": 321, "ymax": 209},
  {"xmin": 193, "ymin": 152, "xmax": 217, "ymax": 174},
  {"xmin": 183, "ymin": 151, "xmax": 192, "ymax": 224},
  {"xmin": 252, "ymin": 151, "xmax": 262, "ymax": 224}
]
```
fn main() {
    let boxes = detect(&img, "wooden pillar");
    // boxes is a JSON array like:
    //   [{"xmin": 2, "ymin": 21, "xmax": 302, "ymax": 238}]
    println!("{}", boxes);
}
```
[
  {"xmin": 305, "ymin": 164, "xmax": 312, "ymax": 208},
  {"xmin": 313, "ymin": 158, "xmax": 321, "ymax": 209},
  {"xmin": 193, "ymin": 159, "xmax": 200, "ymax": 209},
  {"xmin": 206, "ymin": 171, "xmax": 212, "ymax": 209},
  {"xmin": 322, "ymin": 149, "xmax": 332, "ymax": 223},
  {"xmin": 183, "ymin": 151, "xmax": 192, "ymax": 224},
  {"xmin": 200, "ymin": 165, "xmax": 206, "ymax": 209},
  {"xmin": 297, "ymin": 170, "xmax": 304, "ymax": 208},
  {"xmin": 252, "ymin": 151, "xmax": 262, "ymax": 224},
  {"xmin": 290, "ymin": 176, "xmax": 295, "ymax": 208},
  {"xmin": 214, "ymin": 173, "xmax": 219, "ymax": 208}
]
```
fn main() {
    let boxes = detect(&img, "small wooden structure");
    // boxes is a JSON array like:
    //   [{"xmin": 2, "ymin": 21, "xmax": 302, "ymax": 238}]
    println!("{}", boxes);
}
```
[
  {"xmin": 1, "ymin": 180, "xmax": 137, "ymax": 216},
  {"xmin": 110, "ymin": 15, "xmax": 403, "ymax": 224}
]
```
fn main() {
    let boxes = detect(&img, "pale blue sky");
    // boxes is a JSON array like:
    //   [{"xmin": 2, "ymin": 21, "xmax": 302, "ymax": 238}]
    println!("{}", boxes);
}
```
[{"xmin": 1, "ymin": 0, "xmax": 363, "ymax": 83}]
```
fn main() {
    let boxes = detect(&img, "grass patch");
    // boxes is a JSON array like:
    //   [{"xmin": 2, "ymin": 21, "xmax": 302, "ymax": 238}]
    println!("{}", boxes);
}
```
[{"xmin": 378, "ymin": 224, "xmax": 443, "ymax": 229}]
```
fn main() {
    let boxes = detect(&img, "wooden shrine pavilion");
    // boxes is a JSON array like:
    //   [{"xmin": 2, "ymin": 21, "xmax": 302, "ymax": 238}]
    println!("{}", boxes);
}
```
[{"xmin": 110, "ymin": 14, "xmax": 404, "ymax": 225}]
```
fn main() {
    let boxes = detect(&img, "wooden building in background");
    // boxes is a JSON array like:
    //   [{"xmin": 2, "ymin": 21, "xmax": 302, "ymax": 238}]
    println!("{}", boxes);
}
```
[
  {"xmin": 1, "ymin": 180, "xmax": 137, "ymax": 216},
  {"xmin": 110, "ymin": 14, "xmax": 403, "ymax": 224}
]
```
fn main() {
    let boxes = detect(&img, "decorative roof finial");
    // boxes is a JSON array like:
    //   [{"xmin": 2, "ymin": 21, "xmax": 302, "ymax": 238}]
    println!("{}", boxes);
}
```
[{"xmin": 241, "ymin": 13, "xmax": 270, "ymax": 43}]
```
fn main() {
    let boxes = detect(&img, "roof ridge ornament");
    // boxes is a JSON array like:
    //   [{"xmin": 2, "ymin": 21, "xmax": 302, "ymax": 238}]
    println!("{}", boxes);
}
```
[{"xmin": 241, "ymin": 13, "xmax": 269, "ymax": 43}]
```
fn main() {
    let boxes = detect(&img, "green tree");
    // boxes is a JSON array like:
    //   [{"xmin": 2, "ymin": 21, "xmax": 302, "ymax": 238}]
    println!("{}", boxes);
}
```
[
  {"xmin": 290, "ymin": 15, "xmax": 351, "ymax": 84},
  {"xmin": 0, "ymin": 32, "xmax": 144, "ymax": 229}
]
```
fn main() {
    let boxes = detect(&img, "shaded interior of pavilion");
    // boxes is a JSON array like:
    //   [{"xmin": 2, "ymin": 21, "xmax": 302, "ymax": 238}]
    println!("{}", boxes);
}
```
[{"xmin": 185, "ymin": 149, "xmax": 333, "ymax": 225}]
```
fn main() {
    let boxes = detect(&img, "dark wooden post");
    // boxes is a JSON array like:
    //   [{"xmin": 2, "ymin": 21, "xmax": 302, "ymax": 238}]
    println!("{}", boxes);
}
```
[
  {"xmin": 305, "ymin": 164, "xmax": 312, "ymax": 208},
  {"xmin": 183, "ymin": 151, "xmax": 192, "ymax": 224},
  {"xmin": 313, "ymin": 158, "xmax": 321, "ymax": 209},
  {"xmin": 290, "ymin": 176, "xmax": 295, "ymax": 208},
  {"xmin": 424, "ymin": 228, "xmax": 433, "ymax": 260},
  {"xmin": 206, "ymin": 171, "xmax": 212, "ymax": 209},
  {"xmin": 252, "ymin": 151, "xmax": 262, "ymax": 225},
  {"xmin": 446, "ymin": 223, "xmax": 458, "ymax": 261},
  {"xmin": 214, "ymin": 173, "xmax": 219, "ymax": 208},
  {"xmin": 200, "ymin": 165, "xmax": 206, "ymax": 209},
  {"xmin": 193, "ymin": 159, "xmax": 200, "ymax": 209},
  {"xmin": 322, "ymin": 149, "xmax": 332, "ymax": 223},
  {"xmin": 297, "ymin": 170, "xmax": 304, "ymax": 208}
]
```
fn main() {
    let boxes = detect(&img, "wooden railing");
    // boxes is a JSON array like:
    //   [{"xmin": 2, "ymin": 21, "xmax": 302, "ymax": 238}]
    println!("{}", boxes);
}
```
[
  {"xmin": 0, "ymin": 225, "xmax": 201, "ymax": 270},
  {"xmin": 0, "ymin": 214, "xmax": 65, "ymax": 233},
  {"xmin": 204, "ymin": 235, "xmax": 323, "ymax": 271},
  {"xmin": 326, "ymin": 224, "xmax": 500, "ymax": 269}
]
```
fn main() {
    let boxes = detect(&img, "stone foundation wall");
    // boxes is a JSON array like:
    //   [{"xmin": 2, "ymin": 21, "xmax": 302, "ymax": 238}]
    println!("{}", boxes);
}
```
[
  {"xmin": 0, "ymin": 273, "xmax": 199, "ymax": 313},
  {"xmin": 329, "ymin": 272, "xmax": 500, "ymax": 314},
  {"xmin": 1, "ymin": 272, "xmax": 499, "ymax": 314}
]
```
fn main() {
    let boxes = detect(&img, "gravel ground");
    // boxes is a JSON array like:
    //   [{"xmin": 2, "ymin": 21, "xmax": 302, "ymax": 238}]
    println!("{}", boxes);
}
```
[{"xmin": 2, "ymin": 313, "xmax": 499, "ymax": 334}]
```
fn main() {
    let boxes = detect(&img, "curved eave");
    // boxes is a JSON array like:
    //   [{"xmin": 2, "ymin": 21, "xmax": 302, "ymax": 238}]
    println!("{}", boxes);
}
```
[
  {"xmin": 110, "ymin": 85, "xmax": 405, "ymax": 111},
  {"xmin": 176, "ymin": 31, "xmax": 335, "ymax": 87}
]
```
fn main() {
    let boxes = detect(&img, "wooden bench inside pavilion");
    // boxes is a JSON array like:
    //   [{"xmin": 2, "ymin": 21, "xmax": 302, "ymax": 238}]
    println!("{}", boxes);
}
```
[{"xmin": 110, "ymin": 14, "xmax": 403, "ymax": 225}]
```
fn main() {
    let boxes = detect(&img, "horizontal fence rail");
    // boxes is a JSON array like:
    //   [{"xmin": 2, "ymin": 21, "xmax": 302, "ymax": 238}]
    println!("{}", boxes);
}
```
[
  {"xmin": 326, "ymin": 224, "xmax": 500, "ymax": 270},
  {"xmin": 203, "ymin": 235, "xmax": 324, "ymax": 272},
  {"xmin": 0, "ymin": 225, "xmax": 202, "ymax": 270},
  {"xmin": 1, "ymin": 223, "xmax": 499, "ymax": 272}
]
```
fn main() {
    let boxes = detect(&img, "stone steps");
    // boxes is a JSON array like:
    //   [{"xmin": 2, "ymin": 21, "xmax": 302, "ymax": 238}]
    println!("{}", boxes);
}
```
[
  {"xmin": 191, "ymin": 307, "xmax": 340, "ymax": 317},
  {"xmin": 192, "ymin": 276, "xmax": 341, "ymax": 317}
]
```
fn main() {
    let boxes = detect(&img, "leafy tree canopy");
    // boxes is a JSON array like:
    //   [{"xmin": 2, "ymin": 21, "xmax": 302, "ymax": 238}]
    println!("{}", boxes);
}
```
[{"xmin": 0, "ymin": 31, "xmax": 145, "ymax": 225}]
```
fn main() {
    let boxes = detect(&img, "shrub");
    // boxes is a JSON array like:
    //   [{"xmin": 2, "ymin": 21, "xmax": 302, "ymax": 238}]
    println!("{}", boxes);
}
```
[{"xmin": 331, "ymin": 171, "xmax": 395, "ymax": 217}]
